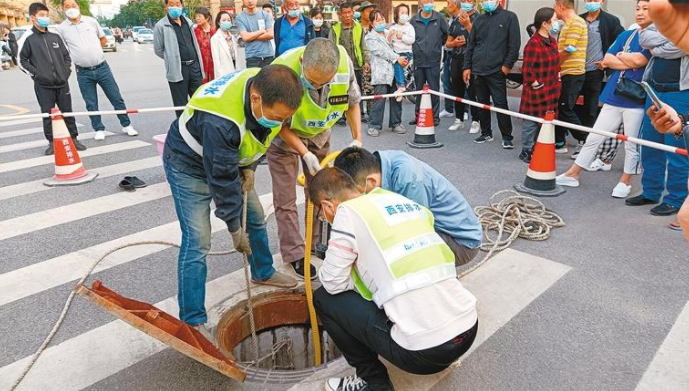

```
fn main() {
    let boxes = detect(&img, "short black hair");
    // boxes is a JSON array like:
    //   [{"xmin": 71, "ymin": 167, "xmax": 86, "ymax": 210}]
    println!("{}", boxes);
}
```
[
  {"xmin": 555, "ymin": 0, "xmax": 574, "ymax": 9},
  {"xmin": 29, "ymin": 2, "xmax": 49, "ymax": 16},
  {"xmin": 253, "ymin": 64, "xmax": 304, "ymax": 110},
  {"xmin": 339, "ymin": 2, "xmax": 353, "ymax": 11},
  {"xmin": 309, "ymin": 167, "xmax": 360, "ymax": 204},
  {"xmin": 195, "ymin": 6, "xmax": 211, "ymax": 21},
  {"xmin": 310, "ymin": 7, "xmax": 323, "ymax": 18},
  {"xmin": 262, "ymin": 3, "xmax": 273, "ymax": 10},
  {"xmin": 333, "ymin": 147, "xmax": 381, "ymax": 187},
  {"xmin": 164, "ymin": 0, "xmax": 184, "ymax": 5}
]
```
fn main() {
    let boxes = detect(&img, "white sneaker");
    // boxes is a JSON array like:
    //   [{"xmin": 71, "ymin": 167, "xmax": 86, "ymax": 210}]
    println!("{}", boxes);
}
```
[
  {"xmin": 556, "ymin": 174, "xmax": 580, "ymax": 187},
  {"xmin": 464, "ymin": 112, "xmax": 469, "ymax": 121},
  {"xmin": 585, "ymin": 158, "xmax": 612, "ymax": 172},
  {"xmin": 439, "ymin": 110, "xmax": 454, "ymax": 119},
  {"xmin": 94, "ymin": 131, "xmax": 106, "ymax": 141},
  {"xmin": 448, "ymin": 119, "xmax": 465, "ymax": 131},
  {"xmin": 122, "ymin": 125, "xmax": 139, "ymax": 136},
  {"xmin": 611, "ymin": 182, "xmax": 632, "ymax": 198},
  {"xmin": 469, "ymin": 121, "xmax": 480, "ymax": 134},
  {"xmin": 326, "ymin": 375, "xmax": 369, "ymax": 391}
]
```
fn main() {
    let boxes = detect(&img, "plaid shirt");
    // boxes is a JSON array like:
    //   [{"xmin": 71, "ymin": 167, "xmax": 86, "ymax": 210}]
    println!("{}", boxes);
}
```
[{"xmin": 519, "ymin": 33, "xmax": 561, "ymax": 119}]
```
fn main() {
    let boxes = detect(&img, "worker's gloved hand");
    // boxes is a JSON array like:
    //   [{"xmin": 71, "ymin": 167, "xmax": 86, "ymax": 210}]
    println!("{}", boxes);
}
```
[
  {"xmin": 239, "ymin": 168, "xmax": 255, "ymax": 193},
  {"xmin": 302, "ymin": 152, "xmax": 322, "ymax": 176},
  {"xmin": 349, "ymin": 139, "xmax": 363, "ymax": 148},
  {"xmin": 230, "ymin": 229, "xmax": 252, "ymax": 255}
]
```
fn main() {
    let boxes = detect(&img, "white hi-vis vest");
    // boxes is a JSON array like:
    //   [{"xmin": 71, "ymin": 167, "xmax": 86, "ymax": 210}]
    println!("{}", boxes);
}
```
[{"xmin": 343, "ymin": 188, "xmax": 457, "ymax": 307}]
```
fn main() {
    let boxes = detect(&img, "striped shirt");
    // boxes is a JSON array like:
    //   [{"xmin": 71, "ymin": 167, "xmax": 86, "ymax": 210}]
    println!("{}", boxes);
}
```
[{"xmin": 558, "ymin": 15, "xmax": 588, "ymax": 76}]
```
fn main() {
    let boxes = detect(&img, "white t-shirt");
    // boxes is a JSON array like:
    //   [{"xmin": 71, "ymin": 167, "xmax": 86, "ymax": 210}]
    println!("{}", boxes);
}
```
[{"xmin": 388, "ymin": 22, "xmax": 415, "ymax": 54}]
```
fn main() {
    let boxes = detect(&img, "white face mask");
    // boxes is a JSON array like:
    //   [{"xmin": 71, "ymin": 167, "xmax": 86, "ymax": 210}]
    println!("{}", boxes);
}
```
[
  {"xmin": 65, "ymin": 7, "xmax": 80, "ymax": 19},
  {"xmin": 313, "ymin": 19, "xmax": 324, "ymax": 27}
]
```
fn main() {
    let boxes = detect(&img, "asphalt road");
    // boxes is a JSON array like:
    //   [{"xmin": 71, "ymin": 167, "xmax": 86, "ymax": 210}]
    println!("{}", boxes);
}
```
[{"xmin": 0, "ymin": 39, "xmax": 687, "ymax": 391}]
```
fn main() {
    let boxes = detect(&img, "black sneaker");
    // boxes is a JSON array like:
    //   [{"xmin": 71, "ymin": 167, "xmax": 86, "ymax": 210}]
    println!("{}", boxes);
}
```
[
  {"xmin": 571, "ymin": 141, "xmax": 584, "ymax": 160},
  {"xmin": 502, "ymin": 139, "xmax": 514, "ymax": 149},
  {"xmin": 336, "ymin": 118, "xmax": 347, "ymax": 127},
  {"xmin": 361, "ymin": 114, "xmax": 370, "ymax": 124},
  {"xmin": 409, "ymin": 119, "xmax": 417, "ymax": 126},
  {"xmin": 291, "ymin": 258, "xmax": 317, "ymax": 280},
  {"xmin": 73, "ymin": 138, "xmax": 87, "ymax": 151},
  {"xmin": 474, "ymin": 134, "xmax": 493, "ymax": 144},
  {"xmin": 326, "ymin": 375, "xmax": 394, "ymax": 391},
  {"xmin": 650, "ymin": 203, "xmax": 680, "ymax": 216},
  {"xmin": 45, "ymin": 144, "xmax": 54, "ymax": 155},
  {"xmin": 519, "ymin": 149, "xmax": 532, "ymax": 163},
  {"xmin": 625, "ymin": 194, "xmax": 658, "ymax": 206}
]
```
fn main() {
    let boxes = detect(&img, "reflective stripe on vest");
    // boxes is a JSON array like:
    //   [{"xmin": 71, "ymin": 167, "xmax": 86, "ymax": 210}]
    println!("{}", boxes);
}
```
[
  {"xmin": 344, "ymin": 188, "xmax": 457, "ymax": 306},
  {"xmin": 182, "ymin": 69, "xmax": 282, "ymax": 167},
  {"xmin": 332, "ymin": 21, "xmax": 363, "ymax": 68},
  {"xmin": 272, "ymin": 45, "xmax": 351, "ymax": 138}
]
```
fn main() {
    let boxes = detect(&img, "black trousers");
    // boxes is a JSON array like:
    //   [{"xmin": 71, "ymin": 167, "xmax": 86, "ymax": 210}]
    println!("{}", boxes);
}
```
[
  {"xmin": 556, "ymin": 73, "xmax": 586, "ymax": 144},
  {"xmin": 450, "ymin": 55, "xmax": 479, "ymax": 121},
  {"xmin": 314, "ymin": 287, "xmax": 479, "ymax": 387},
  {"xmin": 578, "ymin": 69, "xmax": 605, "ymax": 128},
  {"xmin": 245, "ymin": 56, "xmax": 274, "ymax": 68},
  {"xmin": 168, "ymin": 61, "xmax": 203, "ymax": 117},
  {"xmin": 474, "ymin": 72, "xmax": 513, "ymax": 140},
  {"xmin": 34, "ymin": 84, "xmax": 79, "ymax": 142}
]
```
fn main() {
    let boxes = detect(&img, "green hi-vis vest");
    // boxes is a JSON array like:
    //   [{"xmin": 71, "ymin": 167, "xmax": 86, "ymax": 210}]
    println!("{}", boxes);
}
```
[
  {"xmin": 332, "ymin": 21, "xmax": 364, "ymax": 68},
  {"xmin": 180, "ymin": 69, "xmax": 281, "ymax": 167},
  {"xmin": 343, "ymin": 188, "xmax": 457, "ymax": 306},
  {"xmin": 272, "ymin": 45, "xmax": 350, "ymax": 138}
]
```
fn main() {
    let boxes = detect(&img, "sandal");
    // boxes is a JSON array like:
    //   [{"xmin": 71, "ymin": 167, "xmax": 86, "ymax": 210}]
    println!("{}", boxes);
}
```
[
  {"xmin": 118, "ymin": 179, "xmax": 136, "ymax": 192},
  {"xmin": 669, "ymin": 221, "xmax": 683, "ymax": 231},
  {"xmin": 124, "ymin": 176, "xmax": 147, "ymax": 188}
]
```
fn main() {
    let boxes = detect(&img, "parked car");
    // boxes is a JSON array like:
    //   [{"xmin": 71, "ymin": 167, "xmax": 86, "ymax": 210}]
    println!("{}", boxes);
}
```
[
  {"xmin": 136, "ymin": 28, "xmax": 154, "ymax": 44},
  {"xmin": 102, "ymin": 28, "xmax": 117, "ymax": 52},
  {"xmin": 131, "ymin": 26, "xmax": 145, "ymax": 42},
  {"xmin": 11, "ymin": 24, "xmax": 59, "ymax": 41}
]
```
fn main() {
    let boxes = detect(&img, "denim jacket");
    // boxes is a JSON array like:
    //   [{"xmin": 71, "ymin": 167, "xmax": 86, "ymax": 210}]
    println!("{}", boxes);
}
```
[
  {"xmin": 365, "ymin": 30, "xmax": 398, "ymax": 86},
  {"xmin": 378, "ymin": 150, "xmax": 483, "ymax": 249}
]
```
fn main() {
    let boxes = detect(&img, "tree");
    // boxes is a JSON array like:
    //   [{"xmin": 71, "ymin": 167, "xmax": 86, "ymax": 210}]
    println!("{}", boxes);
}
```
[
  {"xmin": 110, "ymin": 0, "xmax": 165, "ymax": 28},
  {"xmin": 49, "ymin": 0, "xmax": 92, "ymax": 17}
]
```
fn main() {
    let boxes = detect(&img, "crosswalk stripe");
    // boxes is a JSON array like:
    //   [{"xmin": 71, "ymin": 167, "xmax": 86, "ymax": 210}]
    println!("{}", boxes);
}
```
[
  {"xmin": 0, "ymin": 189, "xmax": 302, "ymax": 306},
  {"xmin": 635, "ymin": 301, "xmax": 689, "ymax": 391},
  {"xmin": 0, "ymin": 181, "xmax": 170, "ymax": 242},
  {"xmin": 288, "ymin": 249, "xmax": 573, "ymax": 391},
  {"xmin": 0, "ymin": 131, "xmax": 115, "ymax": 154},
  {"xmin": 0, "ymin": 156, "xmax": 162, "ymax": 202},
  {"xmin": 0, "ymin": 118, "xmax": 43, "ymax": 128},
  {"xmin": 0, "ymin": 124, "xmax": 87, "ymax": 139},
  {"xmin": 0, "ymin": 140, "xmax": 151, "ymax": 174}
]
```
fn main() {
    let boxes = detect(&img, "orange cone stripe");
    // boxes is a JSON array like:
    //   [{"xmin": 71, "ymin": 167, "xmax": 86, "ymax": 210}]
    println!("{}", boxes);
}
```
[{"xmin": 529, "ymin": 143, "xmax": 556, "ymax": 172}]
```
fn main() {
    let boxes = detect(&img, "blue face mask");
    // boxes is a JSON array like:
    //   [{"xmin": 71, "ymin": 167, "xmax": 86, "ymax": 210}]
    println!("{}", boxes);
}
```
[
  {"xmin": 288, "ymin": 9, "xmax": 300, "ymax": 18},
  {"xmin": 460, "ymin": 3, "xmax": 474, "ymax": 12},
  {"xmin": 483, "ymin": 0, "xmax": 497, "ymax": 13},
  {"xmin": 584, "ymin": 2, "xmax": 601, "ymax": 12},
  {"xmin": 168, "ymin": 7, "xmax": 183, "ymax": 19},
  {"xmin": 422, "ymin": 3, "xmax": 434, "ymax": 13},
  {"xmin": 36, "ymin": 17, "xmax": 50, "ymax": 28},
  {"xmin": 549, "ymin": 20, "xmax": 561, "ymax": 34},
  {"xmin": 252, "ymin": 96, "xmax": 283, "ymax": 128},
  {"xmin": 220, "ymin": 21, "xmax": 232, "ymax": 31},
  {"xmin": 301, "ymin": 74, "xmax": 315, "ymax": 90},
  {"xmin": 354, "ymin": 11, "xmax": 361, "ymax": 20},
  {"xmin": 374, "ymin": 23, "xmax": 386, "ymax": 32}
]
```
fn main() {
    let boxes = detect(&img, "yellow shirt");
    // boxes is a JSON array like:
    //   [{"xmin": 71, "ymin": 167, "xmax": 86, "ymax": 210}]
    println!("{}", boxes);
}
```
[{"xmin": 558, "ymin": 16, "xmax": 588, "ymax": 76}]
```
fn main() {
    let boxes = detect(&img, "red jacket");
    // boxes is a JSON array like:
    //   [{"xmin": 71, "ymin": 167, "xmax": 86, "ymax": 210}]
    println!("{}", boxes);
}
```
[
  {"xmin": 519, "ymin": 32, "xmax": 560, "ymax": 119},
  {"xmin": 194, "ymin": 25, "xmax": 215, "ymax": 82}
]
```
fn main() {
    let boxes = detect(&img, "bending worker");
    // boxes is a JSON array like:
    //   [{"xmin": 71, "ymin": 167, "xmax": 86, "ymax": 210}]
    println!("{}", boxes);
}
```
[
  {"xmin": 162, "ymin": 65, "xmax": 303, "ymax": 339},
  {"xmin": 268, "ymin": 38, "xmax": 363, "ymax": 279},
  {"xmin": 334, "ymin": 147, "xmax": 483, "ymax": 265},
  {"xmin": 310, "ymin": 168, "xmax": 479, "ymax": 391}
]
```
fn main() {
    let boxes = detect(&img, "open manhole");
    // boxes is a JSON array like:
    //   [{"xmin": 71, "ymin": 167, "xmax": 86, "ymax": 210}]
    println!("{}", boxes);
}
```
[{"xmin": 216, "ymin": 290, "xmax": 345, "ymax": 384}]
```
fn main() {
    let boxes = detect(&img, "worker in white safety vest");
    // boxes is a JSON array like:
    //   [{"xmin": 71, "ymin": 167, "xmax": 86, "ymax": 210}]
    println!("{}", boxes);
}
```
[{"xmin": 309, "ymin": 167, "xmax": 479, "ymax": 391}]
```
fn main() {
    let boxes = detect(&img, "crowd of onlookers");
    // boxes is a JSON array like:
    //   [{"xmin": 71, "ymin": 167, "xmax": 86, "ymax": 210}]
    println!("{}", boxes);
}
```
[{"xmin": 7, "ymin": 0, "xmax": 689, "ymax": 231}]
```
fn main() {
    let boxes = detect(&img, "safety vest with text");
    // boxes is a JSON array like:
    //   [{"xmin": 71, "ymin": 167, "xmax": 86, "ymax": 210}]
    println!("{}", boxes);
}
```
[
  {"xmin": 180, "ymin": 68, "xmax": 281, "ymax": 167},
  {"xmin": 343, "ymin": 188, "xmax": 457, "ymax": 307},
  {"xmin": 271, "ymin": 45, "xmax": 350, "ymax": 138},
  {"xmin": 331, "ymin": 21, "xmax": 364, "ymax": 68}
]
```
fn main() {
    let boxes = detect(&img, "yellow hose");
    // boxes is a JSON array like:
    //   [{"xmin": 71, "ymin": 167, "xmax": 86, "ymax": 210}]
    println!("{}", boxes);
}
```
[{"xmin": 300, "ymin": 149, "xmax": 341, "ymax": 367}]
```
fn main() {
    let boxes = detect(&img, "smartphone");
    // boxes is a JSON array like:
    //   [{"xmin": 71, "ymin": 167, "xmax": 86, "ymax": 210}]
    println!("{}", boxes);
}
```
[{"xmin": 641, "ymin": 81, "xmax": 663, "ymax": 110}]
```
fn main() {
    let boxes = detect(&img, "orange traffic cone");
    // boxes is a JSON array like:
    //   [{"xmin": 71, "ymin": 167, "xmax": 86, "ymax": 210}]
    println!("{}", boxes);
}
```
[
  {"xmin": 407, "ymin": 85, "xmax": 442, "ymax": 149},
  {"xmin": 514, "ymin": 112, "xmax": 565, "ymax": 197},
  {"xmin": 44, "ymin": 108, "xmax": 98, "ymax": 187}
]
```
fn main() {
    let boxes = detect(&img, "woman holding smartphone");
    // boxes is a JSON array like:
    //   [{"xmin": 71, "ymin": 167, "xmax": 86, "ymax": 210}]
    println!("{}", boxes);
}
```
[
  {"xmin": 518, "ymin": 8, "xmax": 561, "ymax": 163},
  {"xmin": 556, "ymin": 0, "xmax": 653, "ymax": 198}
]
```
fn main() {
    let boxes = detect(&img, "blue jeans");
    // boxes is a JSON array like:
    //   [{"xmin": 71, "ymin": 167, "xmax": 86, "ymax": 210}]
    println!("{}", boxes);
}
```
[
  {"xmin": 75, "ymin": 61, "xmax": 131, "ymax": 131},
  {"xmin": 640, "ymin": 90, "xmax": 689, "ymax": 208},
  {"xmin": 393, "ymin": 52, "xmax": 412, "ymax": 88},
  {"xmin": 442, "ymin": 52, "xmax": 454, "ymax": 112},
  {"xmin": 164, "ymin": 160, "xmax": 275, "ymax": 325}
]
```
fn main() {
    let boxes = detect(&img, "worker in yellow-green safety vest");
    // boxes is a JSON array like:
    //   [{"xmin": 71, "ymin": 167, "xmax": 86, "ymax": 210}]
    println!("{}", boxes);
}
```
[
  {"xmin": 308, "ymin": 167, "xmax": 479, "ymax": 391},
  {"xmin": 162, "ymin": 65, "xmax": 303, "ymax": 343},
  {"xmin": 267, "ymin": 38, "xmax": 363, "ymax": 279}
]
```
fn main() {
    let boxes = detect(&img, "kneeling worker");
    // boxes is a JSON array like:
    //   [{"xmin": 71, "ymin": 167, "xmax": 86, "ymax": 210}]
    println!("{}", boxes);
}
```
[
  {"xmin": 334, "ymin": 147, "xmax": 482, "ymax": 266},
  {"xmin": 163, "ymin": 65, "xmax": 303, "ymax": 338},
  {"xmin": 310, "ymin": 168, "xmax": 479, "ymax": 391}
]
